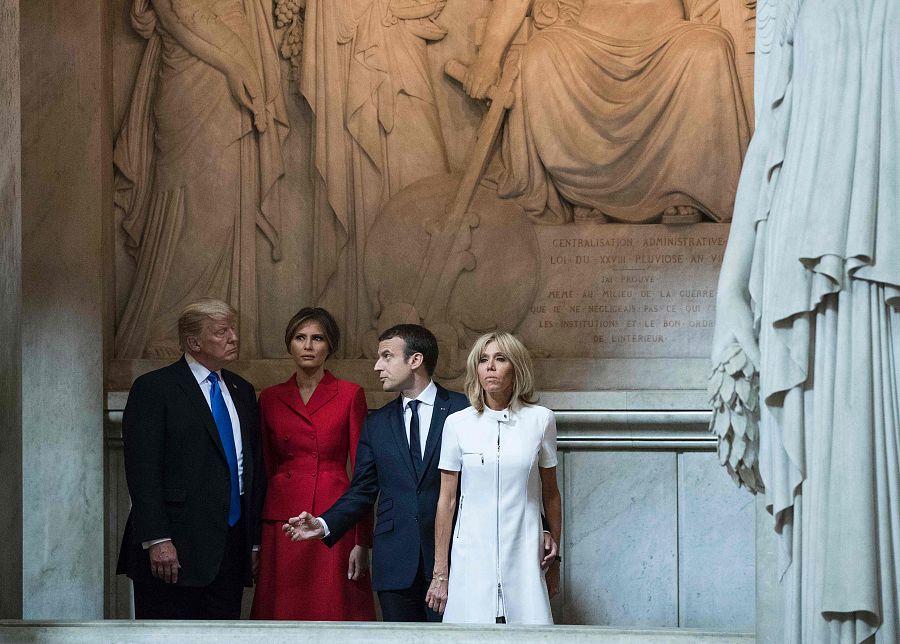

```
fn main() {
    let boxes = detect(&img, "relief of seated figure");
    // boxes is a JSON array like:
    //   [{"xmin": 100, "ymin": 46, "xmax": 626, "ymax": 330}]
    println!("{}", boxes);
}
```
[{"xmin": 463, "ymin": 0, "xmax": 752, "ymax": 224}]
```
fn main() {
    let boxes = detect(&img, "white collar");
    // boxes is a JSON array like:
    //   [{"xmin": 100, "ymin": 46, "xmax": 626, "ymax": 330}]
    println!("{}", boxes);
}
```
[
  {"xmin": 185, "ymin": 353, "xmax": 222, "ymax": 385},
  {"xmin": 402, "ymin": 380, "xmax": 438, "ymax": 409},
  {"xmin": 482, "ymin": 405, "xmax": 511, "ymax": 423}
]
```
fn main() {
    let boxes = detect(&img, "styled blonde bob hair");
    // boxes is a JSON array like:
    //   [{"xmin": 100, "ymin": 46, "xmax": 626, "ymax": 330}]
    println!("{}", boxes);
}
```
[
  {"xmin": 464, "ymin": 331, "xmax": 537, "ymax": 412},
  {"xmin": 178, "ymin": 298, "xmax": 237, "ymax": 352}
]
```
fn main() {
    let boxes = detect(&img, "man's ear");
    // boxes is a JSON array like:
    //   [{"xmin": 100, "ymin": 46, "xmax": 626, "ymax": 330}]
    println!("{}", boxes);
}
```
[
  {"xmin": 408, "ymin": 352, "xmax": 425, "ymax": 370},
  {"xmin": 186, "ymin": 335, "xmax": 200, "ymax": 352}
]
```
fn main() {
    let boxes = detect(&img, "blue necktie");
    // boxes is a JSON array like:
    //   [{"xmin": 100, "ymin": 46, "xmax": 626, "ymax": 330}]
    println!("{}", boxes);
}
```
[
  {"xmin": 408, "ymin": 399, "xmax": 423, "ymax": 479},
  {"xmin": 208, "ymin": 372, "xmax": 241, "ymax": 526}
]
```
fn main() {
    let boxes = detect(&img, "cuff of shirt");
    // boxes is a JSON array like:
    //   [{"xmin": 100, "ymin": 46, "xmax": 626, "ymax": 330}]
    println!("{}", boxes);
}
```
[
  {"xmin": 142, "ymin": 538, "xmax": 171, "ymax": 550},
  {"xmin": 318, "ymin": 517, "xmax": 331, "ymax": 538}
]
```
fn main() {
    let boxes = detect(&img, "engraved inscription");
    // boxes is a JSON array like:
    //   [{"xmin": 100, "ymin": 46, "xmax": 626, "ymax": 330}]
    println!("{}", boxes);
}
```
[{"xmin": 518, "ymin": 224, "xmax": 728, "ymax": 358}]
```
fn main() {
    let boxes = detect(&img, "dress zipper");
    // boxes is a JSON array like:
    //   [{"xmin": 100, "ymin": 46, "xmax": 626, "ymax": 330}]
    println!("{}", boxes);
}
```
[{"xmin": 496, "ymin": 420, "xmax": 504, "ymax": 618}]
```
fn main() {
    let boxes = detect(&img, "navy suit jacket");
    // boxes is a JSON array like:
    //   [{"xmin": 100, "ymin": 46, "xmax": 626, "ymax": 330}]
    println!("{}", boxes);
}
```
[{"xmin": 322, "ymin": 384, "xmax": 469, "ymax": 592}]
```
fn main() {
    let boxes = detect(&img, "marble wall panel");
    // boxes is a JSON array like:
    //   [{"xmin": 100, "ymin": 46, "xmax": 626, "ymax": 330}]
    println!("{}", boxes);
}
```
[
  {"xmin": 104, "ymin": 428, "xmax": 131, "ymax": 618},
  {"xmin": 0, "ymin": 0, "xmax": 23, "ymax": 619},
  {"xmin": 563, "ymin": 452, "xmax": 678, "ymax": 626},
  {"xmin": 19, "ymin": 0, "xmax": 108, "ymax": 619},
  {"xmin": 677, "ymin": 452, "xmax": 755, "ymax": 631}
]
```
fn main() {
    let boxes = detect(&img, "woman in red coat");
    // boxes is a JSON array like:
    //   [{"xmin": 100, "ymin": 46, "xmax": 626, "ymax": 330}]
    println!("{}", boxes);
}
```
[{"xmin": 251, "ymin": 307, "xmax": 375, "ymax": 620}]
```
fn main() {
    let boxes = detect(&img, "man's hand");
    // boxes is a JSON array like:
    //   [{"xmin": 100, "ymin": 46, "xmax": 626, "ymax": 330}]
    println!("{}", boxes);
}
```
[
  {"xmin": 541, "ymin": 531, "xmax": 559, "ymax": 570},
  {"xmin": 347, "ymin": 545, "xmax": 369, "ymax": 581},
  {"xmin": 149, "ymin": 541, "xmax": 181, "ymax": 584},
  {"xmin": 283, "ymin": 511, "xmax": 325, "ymax": 541}
]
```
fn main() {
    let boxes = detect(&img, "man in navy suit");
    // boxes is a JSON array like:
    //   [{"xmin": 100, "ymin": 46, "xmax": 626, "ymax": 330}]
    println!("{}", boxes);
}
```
[
  {"xmin": 286, "ymin": 324, "xmax": 469, "ymax": 621},
  {"xmin": 117, "ymin": 298, "xmax": 265, "ymax": 619}
]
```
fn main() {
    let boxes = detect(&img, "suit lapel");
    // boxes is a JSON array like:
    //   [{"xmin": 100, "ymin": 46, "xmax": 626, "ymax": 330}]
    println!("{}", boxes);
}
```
[
  {"xmin": 174, "ymin": 357, "xmax": 226, "ymax": 461},
  {"xmin": 420, "ymin": 385, "xmax": 451, "ymax": 483},
  {"xmin": 275, "ymin": 374, "xmax": 312, "ymax": 424},
  {"xmin": 274, "ymin": 371, "xmax": 339, "ymax": 422},
  {"xmin": 304, "ymin": 371, "xmax": 339, "ymax": 416},
  {"xmin": 389, "ymin": 397, "xmax": 418, "ymax": 482}
]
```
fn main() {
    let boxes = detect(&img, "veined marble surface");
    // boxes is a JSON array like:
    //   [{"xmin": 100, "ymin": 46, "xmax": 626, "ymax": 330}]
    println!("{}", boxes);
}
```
[
  {"xmin": 678, "ymin": 453, "xmax": 755, "ymax": 630},
  {"xmin": 560, "ymin": 451, "xmax": 755, "ymax": 629},
  {"xmin": 0, "ymin": 621, "xmax": 754, "ymax": 643},
  {"xmin": 18, "ymin": 0, "xmax": 107, "ymax": 618},
  {"xmin": 564, "ymin": 452, "xmax": 679, "ymax": 626},
  {"xmin": 0, "ymin": 0, "xmax": 22, "ymax": 618}
]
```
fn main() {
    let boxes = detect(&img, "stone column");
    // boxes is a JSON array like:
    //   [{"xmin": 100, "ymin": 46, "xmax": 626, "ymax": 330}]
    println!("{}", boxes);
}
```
[
  {"xmin": 0, "ymin": 0, "xmax": 24, "ymax": 620},
  {"xmin": 16, "ymin": 0, "xmax": 110, "ymax": 618}
]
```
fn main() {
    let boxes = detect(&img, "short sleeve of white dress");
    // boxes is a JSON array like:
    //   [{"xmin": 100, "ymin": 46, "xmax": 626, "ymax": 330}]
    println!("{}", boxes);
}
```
[
  {"xmin": 438, "ymin": 413, "xmax": 462, "ymax": 472},
  {"xmin": 538, "ymin": 408, "xmax": 559, "ymax": 468}
]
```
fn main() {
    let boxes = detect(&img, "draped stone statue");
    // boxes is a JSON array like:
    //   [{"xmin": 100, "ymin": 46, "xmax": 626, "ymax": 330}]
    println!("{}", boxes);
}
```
[
  {"xmin": 300, "ymin": 0, "xmax": 450, "ymax": 357},
  {"xmin": 464, "ymin": 0, "xmax": 752, "ymax": 224},
  {"xmin": 711, "ymin": 0, "xmax": 899, "ymax": 641},
  {"xmin": 114, "ymin": 0, "xmax": 288, "ymax": 358}
]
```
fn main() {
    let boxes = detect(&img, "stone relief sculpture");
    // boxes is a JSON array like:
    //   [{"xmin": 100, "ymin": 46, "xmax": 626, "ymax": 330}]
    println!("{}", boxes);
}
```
[
  {"xmin": 114, "ymin": 0, "xmax": 288, "ymax": 358},
  {"xmin": 364, "ymin": 53, "xmax": 541, "ymax": 370},
  {"xmin": 295, "ymin": 0, "xmax": 451, "ymax": 357},
  {"xmin": 465, "ymin": 0, "xmax": 752, "ymax": 225},
  {"xmin": 711, "ymin": 0, "xmax": 899, "ymax": 641},
  {"xmin": 362, "ymin": 0, "xmax": 753, "ymax": 372}
]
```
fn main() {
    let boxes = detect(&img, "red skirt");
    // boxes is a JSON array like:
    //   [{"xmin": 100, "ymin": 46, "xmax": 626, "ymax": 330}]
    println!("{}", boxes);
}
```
[{"xmin": 250, "ymin": 520, "xmax": 375, "ymax": 620}]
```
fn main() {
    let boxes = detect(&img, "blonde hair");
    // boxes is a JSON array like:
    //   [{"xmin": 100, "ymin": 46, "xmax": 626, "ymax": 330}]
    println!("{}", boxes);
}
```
[
  {"xmin": 464, "ymin": 331, "xmax": 537, "ymax": 412},
  {"xmin": 178, "ymin": 298, "xmax": 237, "ymax": 352}
]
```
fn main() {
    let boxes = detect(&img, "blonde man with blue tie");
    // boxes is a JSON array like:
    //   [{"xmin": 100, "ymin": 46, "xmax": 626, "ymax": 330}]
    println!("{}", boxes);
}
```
[{"xmin": 117, "ymin": 298, "xmax": 265, "ymax": 619}]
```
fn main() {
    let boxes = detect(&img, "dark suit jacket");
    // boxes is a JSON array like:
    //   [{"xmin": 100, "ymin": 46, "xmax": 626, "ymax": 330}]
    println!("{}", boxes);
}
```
[
  {"xmin": 116, "ymin": 357, "xmax": 265, "ymax": 587},
  {"xmin": 321, "ymin": 384, "xmax": 469, "ymax": 592}
]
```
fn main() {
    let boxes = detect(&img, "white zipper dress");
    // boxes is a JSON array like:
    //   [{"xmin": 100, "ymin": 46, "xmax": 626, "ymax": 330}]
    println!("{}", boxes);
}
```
[{"xmin": 438, "ymin": 403, "xmax": 557, "ymax": 624}]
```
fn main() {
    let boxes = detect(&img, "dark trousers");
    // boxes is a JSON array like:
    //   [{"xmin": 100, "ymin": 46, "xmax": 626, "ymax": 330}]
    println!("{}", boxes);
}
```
[
  {"xmin": 133, "ymin": 520, "xmax": 246, "ymax": 620},
  {"xmin": 377, "ymin": 553, "xmax": 442, "ymax": 622}
]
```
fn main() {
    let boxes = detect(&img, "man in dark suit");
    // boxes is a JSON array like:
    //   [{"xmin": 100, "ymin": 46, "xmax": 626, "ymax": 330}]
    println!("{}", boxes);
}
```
[
  {"xmin": 117, "ymin": 298, "xmax": 265, "ymax": 619},
  {"xmin": 286, "ymin": 324, "xmax": 469, "ymax": 621}
]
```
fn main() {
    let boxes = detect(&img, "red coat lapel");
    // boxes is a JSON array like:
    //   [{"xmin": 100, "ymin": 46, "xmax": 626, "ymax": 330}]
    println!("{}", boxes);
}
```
[
  {"xmin": 273, "ymin": 371, "xmax": 339, "ymax": 422},
  {"xmin": 305, "ymin": 371, "xmax": 339, "ymax": 416}
]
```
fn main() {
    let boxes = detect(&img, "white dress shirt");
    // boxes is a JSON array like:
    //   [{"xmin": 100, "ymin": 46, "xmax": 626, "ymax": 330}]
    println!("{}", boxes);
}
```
[
  {"xmin": 186, "ymin": 353, "xmax": 245, "ymax": 493},
  {"xmin": 401, "ymin": 380, "xmax": 437, "ymax": 458}
]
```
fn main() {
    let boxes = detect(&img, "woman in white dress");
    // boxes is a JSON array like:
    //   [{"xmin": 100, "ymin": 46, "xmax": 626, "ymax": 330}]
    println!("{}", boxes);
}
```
[{"xmin": 426, "ymin": 332, "xmax": 562, "ymax": 623}]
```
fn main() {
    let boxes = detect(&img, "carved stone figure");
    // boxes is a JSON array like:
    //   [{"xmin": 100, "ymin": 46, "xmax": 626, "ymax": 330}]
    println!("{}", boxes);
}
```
[
  {"xmin": 114, "ymin": 0, "xmax": 288, "ymax": 358},
  {"xmin": 363, "ymin": 52, "xmax": 541, "ymax": 376},
  {"xmin": 465, "ymin": 0, "xmax": 752, "ymax": 224},
  {"xmin": 711, "ymin": 0, "xmax": 899, "ymax": 641},
  {"xmin": 299, "ymin": 0, "xmax": 450, "ymax": 357}
]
